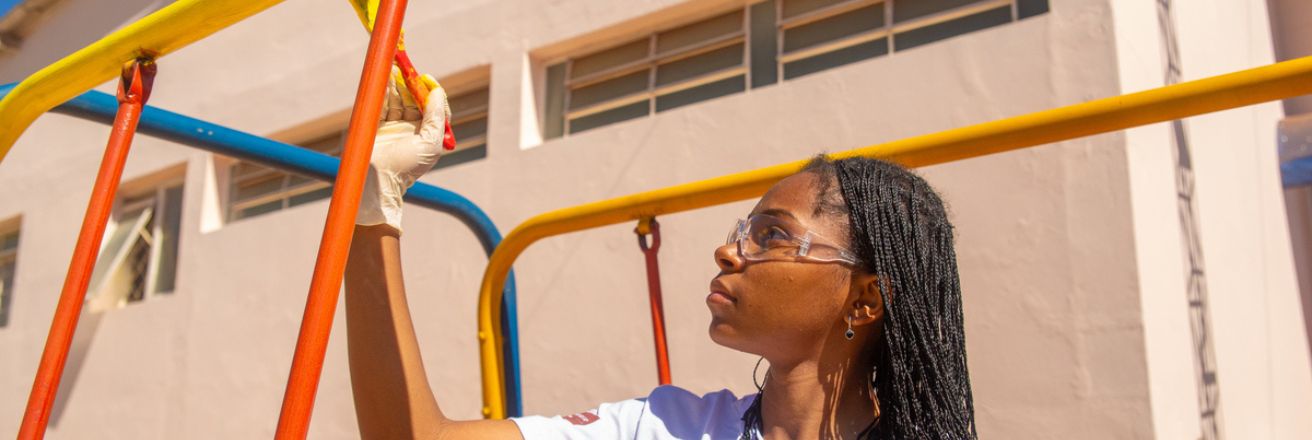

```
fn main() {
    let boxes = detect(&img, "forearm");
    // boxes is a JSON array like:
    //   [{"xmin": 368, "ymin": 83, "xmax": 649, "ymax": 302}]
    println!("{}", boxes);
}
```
[
  {"xmin": 344, "ymin": 224, "xmax": 522, "ymax": 440},
  {"xmin": 345, "ymin": 224, "xmax": 446, "ymax": 438}
]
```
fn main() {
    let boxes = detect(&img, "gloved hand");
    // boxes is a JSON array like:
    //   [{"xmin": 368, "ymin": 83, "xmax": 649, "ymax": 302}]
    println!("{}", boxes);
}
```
[{"xmin": 355, "ymin": 69, "xmax": 450, "ymax": 232}]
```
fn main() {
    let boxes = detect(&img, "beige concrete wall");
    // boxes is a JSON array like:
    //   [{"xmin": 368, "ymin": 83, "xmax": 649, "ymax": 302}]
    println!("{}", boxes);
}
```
[
  {"xmin": 1111, "ymin": 1, "xmax": 1202, "ymax": 438},
  {"xmin": 1115, "ymin": 0, "xmax": 1312, "ymax": 438},
  {"xmin": 0, "ymin": 0, "xmax": 1307, "ymax": 438},
  {"xmin": 1170, "ymin": 0, "xmax": 1312, "ymax": 437}
]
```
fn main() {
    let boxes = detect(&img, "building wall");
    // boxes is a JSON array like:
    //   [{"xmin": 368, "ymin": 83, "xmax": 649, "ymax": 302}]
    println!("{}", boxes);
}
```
[
  {"xmin": 1171, "ymin": 1, "xmax": 1312, "ymax": 437},
  {"xmin": 1110, "ymin": 1, "xmax": 1200, "ymax": 438},
  {"xmin": 1114, "ymin": 0, "xmax": 1312, "ymax": 438},
  {"xmin": 0, "ymin": 0, "xmax": 1307, "ymax": 439}
]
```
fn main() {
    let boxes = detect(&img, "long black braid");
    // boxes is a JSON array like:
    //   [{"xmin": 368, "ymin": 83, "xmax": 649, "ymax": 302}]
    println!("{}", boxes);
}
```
[{"xmin": 740, "ymin": 156, "xmax": 977, "ymax": 439}]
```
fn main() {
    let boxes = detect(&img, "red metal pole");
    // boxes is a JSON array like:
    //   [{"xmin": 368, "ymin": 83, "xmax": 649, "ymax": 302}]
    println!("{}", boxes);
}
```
[
  {"xmin": 636, "ymin": 218, "xmax": 672, "ymax": 385},
  {"xmin": 272, "ymin": 0, "xmax": 407, "ymax": 438},
  {"xmin": 17, "ymin": 60, "xmax": 156, "ymax": 440}
]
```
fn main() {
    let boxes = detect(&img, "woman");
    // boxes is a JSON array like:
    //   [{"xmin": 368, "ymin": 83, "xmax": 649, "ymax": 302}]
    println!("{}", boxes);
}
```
[{"xmin": 345, "ymin": 78, "xmax": 976, "ymax": 439}]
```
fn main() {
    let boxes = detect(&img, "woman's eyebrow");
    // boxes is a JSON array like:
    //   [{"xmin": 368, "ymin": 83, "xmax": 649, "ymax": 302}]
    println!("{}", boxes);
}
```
[{"xmin": 758, "ymin": 208, "xmax": 799, "ymax": 221}]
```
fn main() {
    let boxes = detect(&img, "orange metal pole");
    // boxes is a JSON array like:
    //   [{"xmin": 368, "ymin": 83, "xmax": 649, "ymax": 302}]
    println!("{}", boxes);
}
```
[
  {"xmin": 272, "ymin": 0, "xmax": 407, "ymax": 438},
  {"xmin": 17, "ymin": 60, "xmax": 156, "ymax": 440},
  {"xmin": 636, "ymin": 218, "xmax": 672, "ymax": 385}
]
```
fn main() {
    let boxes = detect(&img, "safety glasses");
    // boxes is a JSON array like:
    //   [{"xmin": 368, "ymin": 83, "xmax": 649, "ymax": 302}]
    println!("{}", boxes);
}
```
[{"xmin": 726, "ymin": 214, "xmax": 858, "ymax": 266}]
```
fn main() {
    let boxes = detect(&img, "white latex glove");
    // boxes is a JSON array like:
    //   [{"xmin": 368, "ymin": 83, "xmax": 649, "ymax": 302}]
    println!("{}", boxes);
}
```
[{"xmin": 355, "ymin": 70, "xmax": 450, "ymax": 232}]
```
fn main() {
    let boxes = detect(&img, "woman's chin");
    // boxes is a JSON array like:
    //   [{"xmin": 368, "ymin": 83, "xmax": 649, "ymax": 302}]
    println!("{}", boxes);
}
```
[{"xmin": 707, "ymin": 318, "xmax": 742, "ymax": 349}]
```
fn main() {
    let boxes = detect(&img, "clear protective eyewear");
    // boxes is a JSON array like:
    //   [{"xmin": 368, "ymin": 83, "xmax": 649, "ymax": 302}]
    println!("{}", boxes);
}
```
[{"xmin": 726, "ymin": 214, "xmax": 859, "ymax": 266}]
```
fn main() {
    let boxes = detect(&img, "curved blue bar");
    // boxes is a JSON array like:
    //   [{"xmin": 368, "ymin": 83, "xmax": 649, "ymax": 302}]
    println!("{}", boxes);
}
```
[
  {"xmin": 0, "ymin": 83, "xmax": 524, "ymax": 416},
  {"xmin": 1284, "ymin": 158, "xmax": 1312, "ymax": 188}
]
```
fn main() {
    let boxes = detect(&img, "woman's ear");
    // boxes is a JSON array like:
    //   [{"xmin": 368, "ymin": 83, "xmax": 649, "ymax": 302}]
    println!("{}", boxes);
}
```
[{"xmin": 849, "ymin": 272, "xmax": 884, "ymax": 327}]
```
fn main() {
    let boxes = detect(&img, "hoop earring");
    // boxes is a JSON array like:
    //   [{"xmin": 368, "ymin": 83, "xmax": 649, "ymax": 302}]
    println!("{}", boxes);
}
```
[{"xmin": 845, "ymin": 316, "xmax": 855, "ymax": 340}]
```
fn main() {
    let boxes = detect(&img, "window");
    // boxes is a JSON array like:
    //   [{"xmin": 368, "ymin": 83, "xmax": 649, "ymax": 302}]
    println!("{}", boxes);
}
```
[
  {"xmin": 86, "ymin": 182, "xmax": 183, "ymax": 311},
  {"xmin": 544, "ymin": 10, "xmax": 750, "ymax": 136},
  {"xmin": 228, "ymin": 132, "xmax": 342, "ymax": 222},
  {"xmin": 0, "ymin": 220, "xmax": 18, "ymax": 327},
  {"xmin": 542, "ymin": 0, "xmax": 1047, "ymax": 136},
  {"xmin": 777, "ymin": 0, "xmax": 1048, "ymax": 80},
  {"xmin": 435, "ymin": 85, "xmax": 491, "ymax": 170},
  {"xmin": 227, "ymin": 84, "xmax": 489, "ymax": 222}
]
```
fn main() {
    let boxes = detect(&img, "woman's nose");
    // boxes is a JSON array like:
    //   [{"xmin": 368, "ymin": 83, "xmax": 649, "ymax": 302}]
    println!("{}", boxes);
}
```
[{"xmin": 714, "ymin": 243, "xmax": 745, "ymax": 273}]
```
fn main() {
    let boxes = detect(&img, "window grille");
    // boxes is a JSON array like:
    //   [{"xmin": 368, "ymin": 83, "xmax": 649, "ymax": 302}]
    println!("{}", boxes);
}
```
[
  {"xmin": 227, "ymin": 85, "xmax": 490, "ymax": 222},
  {"xmin": 779, "ymin": 0, "xmax": 1044, "ymax": 79},
  {"xmin": 86, "ymin": 183, "xmax": 183, "ymax": 311},
  {"xmin": 0, "ymin": 223, "xmax": 18, "ymax": 327},
  {"xmin": 437, "ymin": 85, "xmax": 491, "ymax": 170},
  {"xmin": 228, "ymin": 133, "xmax": 342, "ymax": 222},
  {"xmin": 542, "ymin": 0, "xmax": 1047, "ymax": 137},
  {"xmin": 553, "ymin": 10, "xmax": 749, "ymax": 135}
]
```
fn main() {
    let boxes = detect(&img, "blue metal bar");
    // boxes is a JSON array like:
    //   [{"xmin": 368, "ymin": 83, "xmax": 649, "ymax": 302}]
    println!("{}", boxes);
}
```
[
  {"xmin": 0, "ymin": 83, "xmax": 524, "ymax": 416},
  {"xmin": 1284, "ymin": 158, "xmax": 1312, "ymax": 188},
  {"xmin": 0, "ymin": 0, "xmax": 22, "ymax": 19}
]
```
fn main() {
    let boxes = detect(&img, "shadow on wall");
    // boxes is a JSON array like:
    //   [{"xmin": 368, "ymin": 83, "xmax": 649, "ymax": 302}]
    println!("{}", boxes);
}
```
[
  {"xmin": 0, "ymin": 0, "xmax": 177, "ymax": 83},
  {"xmin": 47, "ymin": 310, "xmax": 104, "ymax": 427}
]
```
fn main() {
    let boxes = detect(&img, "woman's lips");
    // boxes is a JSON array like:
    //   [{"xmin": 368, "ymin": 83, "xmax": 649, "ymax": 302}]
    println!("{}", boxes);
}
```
[
  {"xmin": 707, "ymin": 291, "xmax": 736, "ymax": 305},
  {"xmin": 708, "ymin": 279, "xmax": 737, "ymax": 306}
]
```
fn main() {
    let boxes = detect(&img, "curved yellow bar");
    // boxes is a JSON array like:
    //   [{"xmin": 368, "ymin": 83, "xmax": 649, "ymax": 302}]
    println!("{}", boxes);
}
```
[
  {"xmin": 475, "ymin": 56, "xmax": 1312, "ymax": 418},
  {"xmin": 0, "ymin": 0, "xmax": 287, "ymax": 164},
  {"xmin": 347, "ymin": 0, "xmax": 380, "ymax": 30}
]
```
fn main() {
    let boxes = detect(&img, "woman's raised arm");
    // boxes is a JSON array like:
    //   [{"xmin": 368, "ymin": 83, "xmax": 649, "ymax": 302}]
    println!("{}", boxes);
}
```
[{"xmin": 342, "ymin": 75, "xmax": 522, "ymax": 440}]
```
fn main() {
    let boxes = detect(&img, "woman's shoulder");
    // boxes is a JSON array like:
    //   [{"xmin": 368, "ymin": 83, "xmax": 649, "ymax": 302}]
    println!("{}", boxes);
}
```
[
  {"xmin": 643, "ymin": 385, "xmax": 758, "ymax": 438},
  {"xmin": 512, "ymin": 385, "xmax": 758, "ymax": 439},
  {"xmin": 646, "ymin": 384, "xmax": 757, "ymax": 413}
]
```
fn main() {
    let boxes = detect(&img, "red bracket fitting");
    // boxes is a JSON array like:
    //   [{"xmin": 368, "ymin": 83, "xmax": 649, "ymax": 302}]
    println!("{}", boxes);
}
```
[{"xmin": 117, "ymin": 59, "xmax": 157, "ymax": 105}]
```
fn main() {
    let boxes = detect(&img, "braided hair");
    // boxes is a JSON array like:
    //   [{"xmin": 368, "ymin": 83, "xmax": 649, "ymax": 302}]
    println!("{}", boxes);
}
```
[{"xmin": 740, "ymin": 156, "xmax": 977, "ymax": 439}]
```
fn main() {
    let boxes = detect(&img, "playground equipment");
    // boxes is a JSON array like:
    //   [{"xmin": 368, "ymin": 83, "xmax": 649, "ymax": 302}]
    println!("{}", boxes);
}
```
[
  {"xmin": 270, "ymin": 1, "xmax": 405, "ymax": 436},
  {"xmin": 0, "ymin": 0, "xmax": 528, "ymax": 437},
  {"xmin": 0, "ymin": 82, "xmax": 526, "ymax": 419},
  {"xmin": 1, "ymin": 0, "xmax": 1311, "ymax": 435},
  {"xmin": 346, "ymin": 0, "xmax": 457, "ymax": 151},
  {"xmin": 13, "ymin": 58, "xmax": 158, "ymax": 440},
  {"xmin": 0, "ymin": 77, "xmax": 527, "ymax": 430},
  {"xmin": 470, "ymin": 56, "xmax": 1312, "ymax": 418},
  {"xmin": 635, "ymin": 218, "xmax": 672, "ymax": 386}
]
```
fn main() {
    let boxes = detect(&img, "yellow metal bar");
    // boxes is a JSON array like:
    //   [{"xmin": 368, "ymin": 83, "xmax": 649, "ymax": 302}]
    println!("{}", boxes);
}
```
[
  {"xmin": 0, "ymin": 0, "xmax": 287, "ymax": 164},
  {"xmin": 347, "ymin": 0, "xmax": 380, "ymax": 30},
  {"xmin": 474, "ymin": 56, "xmax": 1312, "ymax": 418}
]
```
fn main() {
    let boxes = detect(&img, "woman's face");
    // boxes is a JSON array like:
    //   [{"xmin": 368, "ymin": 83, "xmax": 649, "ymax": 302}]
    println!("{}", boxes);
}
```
[{"xmin": 708, "ymin": 172, "xmax": 856, "ymax": 361}]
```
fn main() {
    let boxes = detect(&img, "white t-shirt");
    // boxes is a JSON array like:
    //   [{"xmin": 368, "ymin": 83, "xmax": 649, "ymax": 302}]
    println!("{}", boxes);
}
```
[{"xmin": 512, "ymin": 385, "xmax": 759, "ymax": 440}]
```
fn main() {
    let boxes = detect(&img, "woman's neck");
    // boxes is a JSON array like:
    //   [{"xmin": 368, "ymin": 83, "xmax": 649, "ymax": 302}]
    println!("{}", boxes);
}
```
[{"xmin": 759, "ymin": 349, "xmax": 877, "ymax": 439}]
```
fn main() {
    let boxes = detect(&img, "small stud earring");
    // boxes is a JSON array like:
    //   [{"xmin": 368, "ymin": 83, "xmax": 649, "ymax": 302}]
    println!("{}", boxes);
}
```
[{"xmin": 845, "ymin": 316, "xmax": 855, "ymax": 340}]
